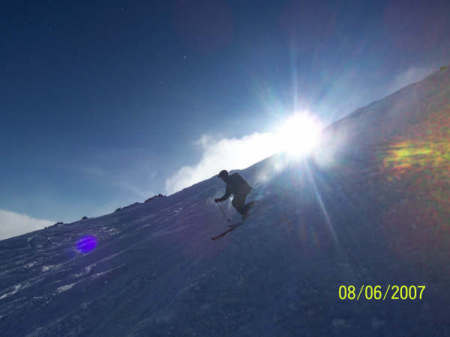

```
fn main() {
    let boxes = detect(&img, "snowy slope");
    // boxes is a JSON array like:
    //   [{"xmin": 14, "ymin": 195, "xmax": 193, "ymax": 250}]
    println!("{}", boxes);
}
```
[{"xmin": 0, "ymin": 67, "xmax": 449, "ymax": 337}]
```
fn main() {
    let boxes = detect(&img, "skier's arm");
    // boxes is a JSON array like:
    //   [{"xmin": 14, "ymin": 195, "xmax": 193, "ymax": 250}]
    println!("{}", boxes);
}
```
[{"xmin": 215, "ymin": 186, "xmax": 231, "ymax": 202}]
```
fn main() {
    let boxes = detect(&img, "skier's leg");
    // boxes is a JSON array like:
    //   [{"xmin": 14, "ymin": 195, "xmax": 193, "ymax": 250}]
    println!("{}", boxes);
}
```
[{"xmin": 232, "ymin": 194, "xmax": 246, "ymax": 215}]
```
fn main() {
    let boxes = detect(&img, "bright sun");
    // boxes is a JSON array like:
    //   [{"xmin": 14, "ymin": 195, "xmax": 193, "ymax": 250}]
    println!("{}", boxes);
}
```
[{"xmin": 274, "ymin": 112, "xmax": 323, "ymax": 158}]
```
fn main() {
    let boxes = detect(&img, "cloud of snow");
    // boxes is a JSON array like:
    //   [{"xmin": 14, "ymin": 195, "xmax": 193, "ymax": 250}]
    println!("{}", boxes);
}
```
[
  {"xmin": 165, "ymin": 132, "xmax": 281, "ymax": 194},
  {"xmin": 0, "ymin": 209, "xmax": 53, "ymax": 240},
  {"xmin": 387, "ymin": 66, "xmax": 434, "ymax": 95}
]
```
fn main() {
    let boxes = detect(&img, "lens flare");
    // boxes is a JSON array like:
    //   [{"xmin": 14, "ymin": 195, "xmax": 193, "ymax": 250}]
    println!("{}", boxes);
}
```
[
  {"xmin": 76, "ymin": 235, "xmax": 98, "ymax": 253},
  {"xmin": 377, "ymin": 99, "xmax": 449, "ymax": 260}
]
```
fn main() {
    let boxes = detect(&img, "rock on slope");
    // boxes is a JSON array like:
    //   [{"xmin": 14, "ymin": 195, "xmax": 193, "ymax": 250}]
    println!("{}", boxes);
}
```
[{"xmin": 0, "ymin": 67, "xmax": 448, "ymax": 337}]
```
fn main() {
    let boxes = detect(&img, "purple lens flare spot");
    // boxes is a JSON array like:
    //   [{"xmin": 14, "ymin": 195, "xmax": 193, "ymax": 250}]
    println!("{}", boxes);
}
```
[{"xmin": 76, "ymin": 235, "xmax": 97, "ymax": 253}]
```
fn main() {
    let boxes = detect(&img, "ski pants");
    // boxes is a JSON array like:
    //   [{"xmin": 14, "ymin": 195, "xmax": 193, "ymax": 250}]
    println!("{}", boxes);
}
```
[{"xmin": 232, "ymin": 193, "xmax": 249, "ymax": 215}]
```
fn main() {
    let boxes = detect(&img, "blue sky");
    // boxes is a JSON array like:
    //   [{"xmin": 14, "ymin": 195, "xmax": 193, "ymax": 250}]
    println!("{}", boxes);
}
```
[{"xmin": 1, "ymin": 0, "xmax": 449, "ymax": 236}]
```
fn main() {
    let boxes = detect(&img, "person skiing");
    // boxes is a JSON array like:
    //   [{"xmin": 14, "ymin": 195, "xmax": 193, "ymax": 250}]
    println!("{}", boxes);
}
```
[{"xmin": 214, "ymin": 170, "xmax": 253, "ymax": 219}]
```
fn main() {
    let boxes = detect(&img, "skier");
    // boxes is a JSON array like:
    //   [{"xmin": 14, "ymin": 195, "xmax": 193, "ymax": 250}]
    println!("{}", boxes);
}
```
[{"xmin": 214, "ymin": 170, "xmax": 253, "ymax": 219}]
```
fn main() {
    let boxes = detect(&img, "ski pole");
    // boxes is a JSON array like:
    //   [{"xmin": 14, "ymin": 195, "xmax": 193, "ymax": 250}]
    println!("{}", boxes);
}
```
[{"xmin": 217, "ymin": 202, "xmax": 231, "ymax": 223}]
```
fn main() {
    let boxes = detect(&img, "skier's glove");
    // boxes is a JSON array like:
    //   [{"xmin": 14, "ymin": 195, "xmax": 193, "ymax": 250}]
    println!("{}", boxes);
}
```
[{"xmin": 214, "ymin": 198, "xmax": 220, "ymax": 203}]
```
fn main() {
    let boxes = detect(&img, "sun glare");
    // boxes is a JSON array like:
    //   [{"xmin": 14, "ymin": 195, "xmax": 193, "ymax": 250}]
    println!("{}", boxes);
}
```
[{"xmin": 274, "ymin": 112, "xmax": 323, "ymax": 158}]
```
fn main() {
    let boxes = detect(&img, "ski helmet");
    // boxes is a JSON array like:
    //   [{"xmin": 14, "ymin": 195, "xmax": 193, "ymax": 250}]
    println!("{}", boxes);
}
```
[{"xmin": 218, "ymin": 170, "xmax": 228, "ymax": 179}]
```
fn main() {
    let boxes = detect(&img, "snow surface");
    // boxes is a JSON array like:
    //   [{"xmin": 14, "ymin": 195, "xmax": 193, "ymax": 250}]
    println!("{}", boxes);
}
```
[{"xmin": 0, "ymin": 68, "xmax": 449, "ymax": 337}]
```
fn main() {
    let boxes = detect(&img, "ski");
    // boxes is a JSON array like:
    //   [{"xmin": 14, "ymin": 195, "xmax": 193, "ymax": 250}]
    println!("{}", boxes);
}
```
[
  {"xmin": 211, "ymin": 222, "xmax": 243, "ymax": 240},
  {"xmin": 211, "ymin": 201, "xmax": 256, "ymax": 240}
]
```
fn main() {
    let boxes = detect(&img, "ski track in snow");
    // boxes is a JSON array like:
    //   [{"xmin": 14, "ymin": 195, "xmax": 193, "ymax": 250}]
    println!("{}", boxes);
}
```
[
  {"xmin": 0, "ymin": 284, "xmax": 23, "ymax": 300},
  {"xmin": 151, "ymin": 224, "xmax": 191, "ymax": 238},
  {"xmin": 24, "ymin": 261, "xmax": 37, "ymax": 269},
  {"xmin": 56, "ymin": 283, "xmax": 76, "ymax": 294},
  {"xmin": 41, "ymin": 264, "xmax": 61, "ymax": 272}
]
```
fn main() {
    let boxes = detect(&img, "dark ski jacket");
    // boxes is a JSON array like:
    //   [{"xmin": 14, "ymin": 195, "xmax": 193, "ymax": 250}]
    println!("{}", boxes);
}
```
[{"xmin": 217, "ymin": 173, "xmax": 252, "ymax": 201}]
